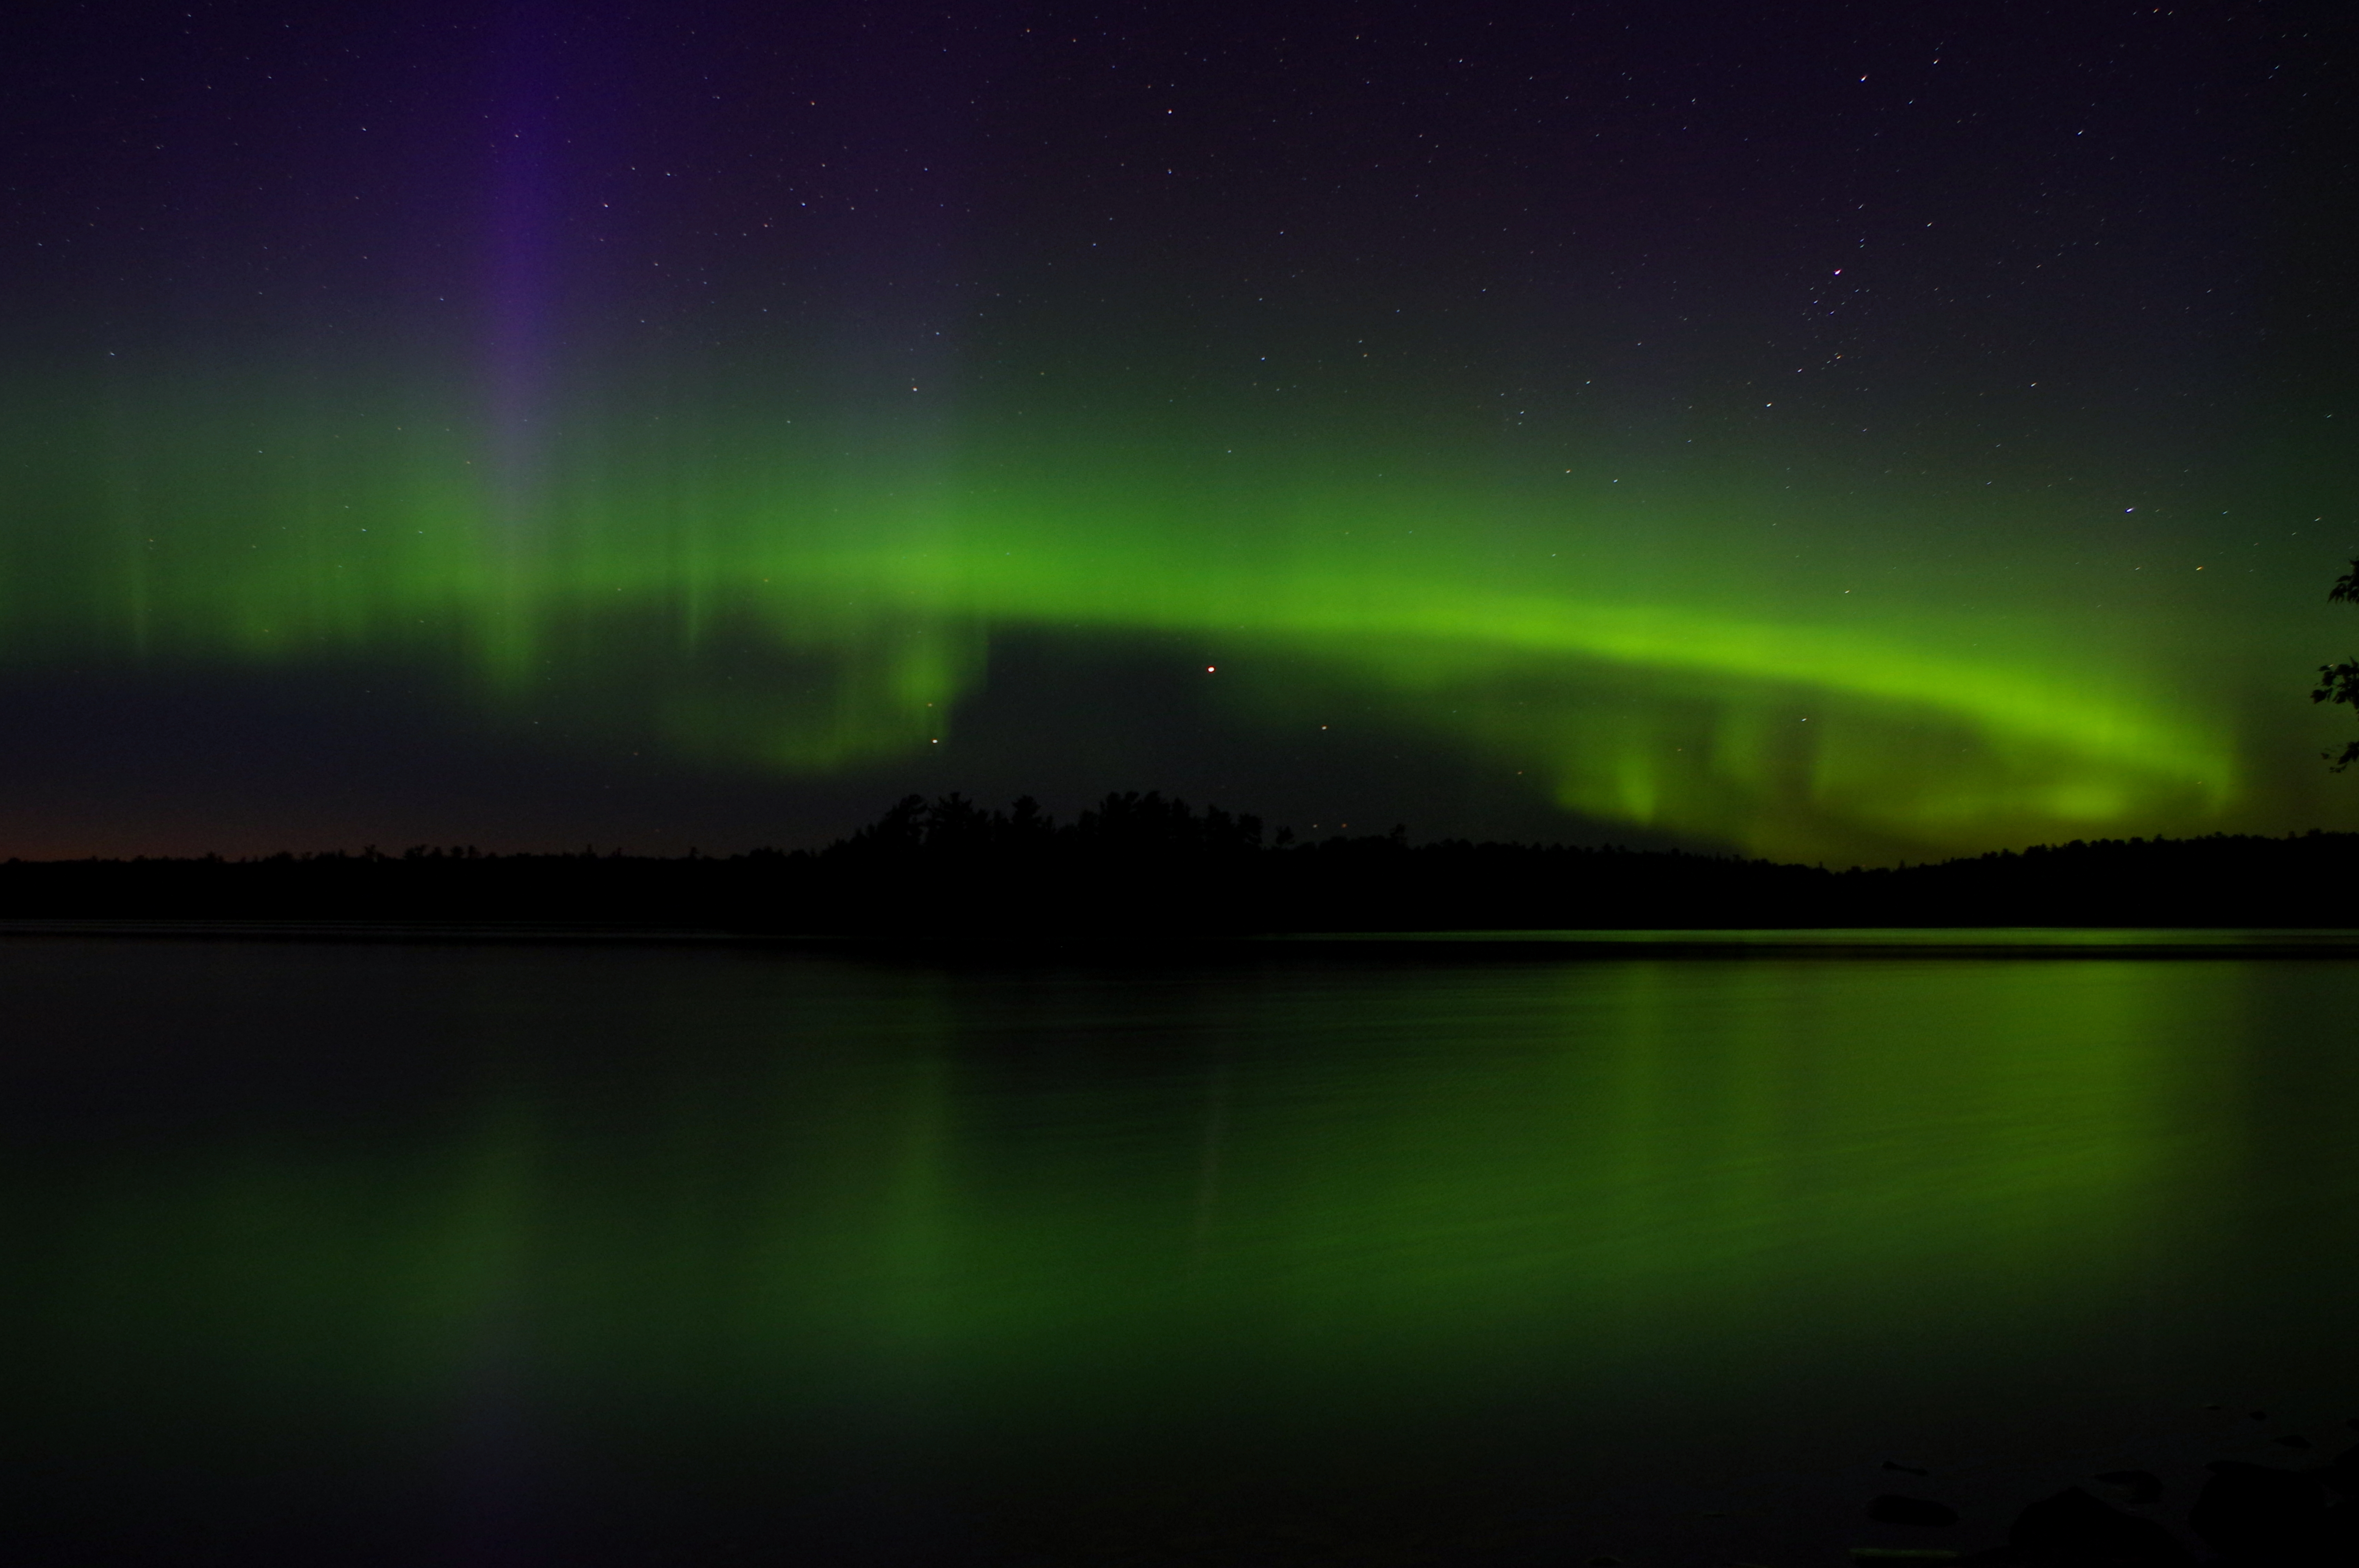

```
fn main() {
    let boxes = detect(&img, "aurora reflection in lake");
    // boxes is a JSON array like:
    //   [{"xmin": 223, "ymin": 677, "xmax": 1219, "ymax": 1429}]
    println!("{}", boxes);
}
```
[{"xmin": 4, "ymin": 935, "xmax": 2355, "ymax": 1565}]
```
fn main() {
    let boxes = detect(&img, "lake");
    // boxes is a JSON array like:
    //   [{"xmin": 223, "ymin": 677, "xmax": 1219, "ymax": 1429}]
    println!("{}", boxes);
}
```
[{"xmin": 3, "ymin": 934, "xmax": 2355, "ymax": 1564}]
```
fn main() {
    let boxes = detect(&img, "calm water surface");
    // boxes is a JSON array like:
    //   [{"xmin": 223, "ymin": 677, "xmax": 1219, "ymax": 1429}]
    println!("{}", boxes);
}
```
[{"xmin": 2, "ymin": 936, "xmax": 2355, "ymax": 1565}]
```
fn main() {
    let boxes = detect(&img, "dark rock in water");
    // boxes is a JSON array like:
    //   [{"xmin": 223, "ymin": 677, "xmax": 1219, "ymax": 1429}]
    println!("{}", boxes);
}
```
[
  {"xmin": 2006, "ymin": 1486, "xmax": 2195, "ymax": 1566},
  {"xmin": 1885, "ymin": 1460, "xmax": 1933, "ymax": 1476},
  {"xmin": 2189, "ymin": 1460, "xmax": 2330, "ymax": 1561},
  {"xmin": 2094, "ymin": 1470, "xmax": 2164, "ymax": 1506},
  {"xmin": 2252, "ymin": 1410, "xmax": 2271, "ymax": 1421},
  {"xmin": 2323, "ymin": 1445, "xmax": 2359, "ymax": 1494},
  {"xmin": 2274, "ymin": 1434, "xmax": 2314, "ymax": 1450},
  {"xmin": 1870, "ymin": 1495, "xmax": 1961, "ymax": 1527}
]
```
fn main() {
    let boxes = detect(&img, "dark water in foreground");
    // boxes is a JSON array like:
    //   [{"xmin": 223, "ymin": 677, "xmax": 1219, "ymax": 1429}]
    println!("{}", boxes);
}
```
[{"xmin": 2, "ymin": 935, "xmax": 2355, "ymax": 1565}]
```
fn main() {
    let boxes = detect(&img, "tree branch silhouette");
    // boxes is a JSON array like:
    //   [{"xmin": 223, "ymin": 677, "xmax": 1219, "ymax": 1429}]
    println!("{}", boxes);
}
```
[{"xmin": 2313, "ymin": 561, "xmax": 2359, "ymax": 771}]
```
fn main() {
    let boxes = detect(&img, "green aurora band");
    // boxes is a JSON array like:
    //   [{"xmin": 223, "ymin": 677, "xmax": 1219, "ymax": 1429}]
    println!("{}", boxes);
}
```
[{"xmin": 0, "ymin": 368, "xmax": 2341, "ymax": 861}]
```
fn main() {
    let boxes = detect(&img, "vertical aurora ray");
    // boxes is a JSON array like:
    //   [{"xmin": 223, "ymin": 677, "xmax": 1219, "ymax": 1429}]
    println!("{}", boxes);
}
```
[{"xmin": 482, "ymin": 97, "xmax": 558, "ymax": 547}]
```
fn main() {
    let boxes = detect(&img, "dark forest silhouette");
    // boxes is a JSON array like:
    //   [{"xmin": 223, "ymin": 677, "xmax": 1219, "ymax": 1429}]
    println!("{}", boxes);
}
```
[{"xmin": 1, "ymin": 791, "xmax": 2351, "ymax": 933}]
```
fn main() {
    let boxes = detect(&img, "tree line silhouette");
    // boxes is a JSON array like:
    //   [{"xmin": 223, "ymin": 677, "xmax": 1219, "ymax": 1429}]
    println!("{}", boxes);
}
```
[{"xmin": 0, "ymin": 791, "xmax": 2350, "ymax": 933}]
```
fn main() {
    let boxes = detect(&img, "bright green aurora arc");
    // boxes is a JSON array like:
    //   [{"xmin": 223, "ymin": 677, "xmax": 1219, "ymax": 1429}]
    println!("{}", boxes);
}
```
[
  {"xmin": 2, "ymin": 5, "xmax": 2354, "ymax": 863},
  {"xmin": 3, "ymin": 368, "xmax": 2341, "ymax": 864}
]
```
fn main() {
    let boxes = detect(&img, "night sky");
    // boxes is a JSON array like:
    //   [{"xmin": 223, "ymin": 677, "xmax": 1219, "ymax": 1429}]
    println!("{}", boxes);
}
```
[{"xmin": 3, "ymin": 0, "xmax": 2354, "ymax": 864}]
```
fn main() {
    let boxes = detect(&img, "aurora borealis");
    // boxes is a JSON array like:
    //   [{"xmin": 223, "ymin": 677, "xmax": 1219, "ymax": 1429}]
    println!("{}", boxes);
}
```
[{"xmin": 4, "ymin": 2, "xmax": 2355, "ymax": 861}]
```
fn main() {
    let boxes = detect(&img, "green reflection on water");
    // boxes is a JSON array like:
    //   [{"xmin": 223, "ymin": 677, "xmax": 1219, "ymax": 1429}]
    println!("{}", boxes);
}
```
[{"xmin": 22, "ymin": 954, "xmax": 2238, "ymax": 1445}]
